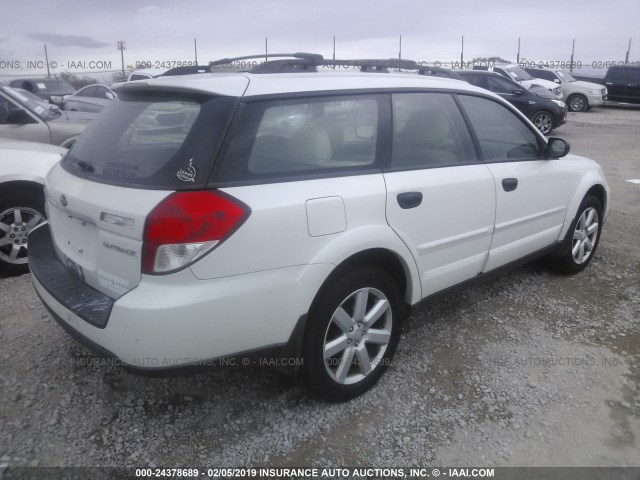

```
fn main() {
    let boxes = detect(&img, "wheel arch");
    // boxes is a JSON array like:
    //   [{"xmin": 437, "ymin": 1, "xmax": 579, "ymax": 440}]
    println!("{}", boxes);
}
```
[
  {"xmin": 314, "ymin": 248, "xmax": 412, "ymax": 309},
  {"xmin": 558, "ymin": 178, "xmax": 609, "ymax": 242},
  {"xmin": 0, "ymin": 179, "xmax": 44, "ymax": 199},
  {"xmin": 308, "ymin": 226, "xmax": 422, "ymax": 305}
]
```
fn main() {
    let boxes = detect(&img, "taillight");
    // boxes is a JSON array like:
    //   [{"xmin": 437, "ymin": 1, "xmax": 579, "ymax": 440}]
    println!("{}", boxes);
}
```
[{"xmin": 142, "ymin": 191, "xmax": 249, "ymax": 274}]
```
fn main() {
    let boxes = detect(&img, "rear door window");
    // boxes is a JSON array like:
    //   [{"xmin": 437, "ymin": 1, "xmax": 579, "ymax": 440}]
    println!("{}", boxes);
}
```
[
  {"xmin": 391, "ymin": 92, "xmax": 476, "ymax": 168},
  {"xmin": 458, "ymin": 95, "xmax": 544, "ymax": 161},
  {"xmin": 214, "ymin": 95, "xmax": 382, "ymax": 182},
  {"xmin": 62, "ymin": 91, "xmax": 237, "ymax": 188}
]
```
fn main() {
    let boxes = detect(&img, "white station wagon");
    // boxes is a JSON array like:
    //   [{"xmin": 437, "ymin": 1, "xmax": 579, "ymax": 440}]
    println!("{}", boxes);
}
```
[{"xmin": 29, "ymin": 55, "xmax": 609, "ymax": 401}]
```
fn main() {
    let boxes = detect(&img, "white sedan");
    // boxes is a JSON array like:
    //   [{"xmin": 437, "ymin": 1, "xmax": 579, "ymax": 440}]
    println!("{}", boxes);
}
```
[{"xmin": 0, "ymin": 139, "xmax": 65, "ymax": 275}]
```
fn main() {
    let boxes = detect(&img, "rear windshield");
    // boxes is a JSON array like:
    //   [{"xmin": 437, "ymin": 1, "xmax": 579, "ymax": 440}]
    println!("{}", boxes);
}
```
[
  {"xmin": 504, "ymin": 66, "xmax": 534, "ymax": 81},
  {"xmin": 35, "ymin": 79, "xmax": 75, "ymax": 93},
  {"xmin": 62, "ymin": 91, "xmax": 237, "ymax": 189}
]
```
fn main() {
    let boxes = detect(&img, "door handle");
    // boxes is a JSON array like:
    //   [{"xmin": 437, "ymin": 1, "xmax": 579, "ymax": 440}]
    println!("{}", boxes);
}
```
[
  {"xmin": 502, "ymin": 178, "xmax": 518, "ymax": 192},
  {"xmin": 397, "ymin": 192, "xmax": 423, "ymax": 209}
]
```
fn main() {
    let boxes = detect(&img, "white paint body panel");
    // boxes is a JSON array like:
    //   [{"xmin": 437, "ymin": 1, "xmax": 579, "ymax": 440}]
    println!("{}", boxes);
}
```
[
  {"xmin": 0, "ymin": 139, "xmax": 65, "ymax": 185},
  {"xmin": 44, "ymin": 163, "xmax": 170, "ymax": 298},
  {"xmin": 32, "ymin": 261, "xmax": 334, "ymax": 363},
  {"xmin": 483, "ymin": 160, "xmax": 572, "ymax": 271},
  {"xmin": 384, "ymin": 165, "xmax": 496, "ymax": 297}
]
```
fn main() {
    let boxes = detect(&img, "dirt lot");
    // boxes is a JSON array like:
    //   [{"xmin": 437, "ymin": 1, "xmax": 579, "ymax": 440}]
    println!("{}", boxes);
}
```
[{"xmin": 1, "ymin": 105, "xmax": 639, "ymax": 474}]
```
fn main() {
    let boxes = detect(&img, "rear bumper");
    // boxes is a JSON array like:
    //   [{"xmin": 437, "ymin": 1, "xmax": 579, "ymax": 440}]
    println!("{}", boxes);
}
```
[
  {"xmin": 29, "ymin": 224, "xmax": 114, "ymax": 328},
  {"xmin": 29, "ymin": 223, "xmax": 332, "ymax": 371}
]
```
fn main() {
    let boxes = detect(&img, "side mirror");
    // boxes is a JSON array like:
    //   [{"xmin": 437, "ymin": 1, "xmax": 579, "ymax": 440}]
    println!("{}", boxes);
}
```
[
  {"xmin": 7, "ymin": 108, "xmax": 36, "ymax": 125},
  {"xmin": 546, "ymin": 137, "xmax": 570, "ymax": 159},
  {"xmin": 105, "ymin": 92, "xmax": 115, "ymax": 100},
  {"xmin": 554, "ymin": 78, "xmax": 560, "ymax": 83}
]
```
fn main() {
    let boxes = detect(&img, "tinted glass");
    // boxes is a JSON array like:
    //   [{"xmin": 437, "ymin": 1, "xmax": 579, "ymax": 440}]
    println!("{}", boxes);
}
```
[
  {"xmin": 460, "ymin": 73, "xmax": 489, "ymax": 89},
  {"xmin": 79, "ymin": 86, "xmax": 97, "ymax": 97},
  {"xmin": 529, "ymin": 70, "xmax": 555, "ymax": 82},
  {"xmin": 34, "ymin": 80, "xmax": 75, "ymax": 93},
  {"xmin": 1, "ymin": 87, "xmax": 61, "ymax": 121},
  {"xmin": 487, "ymin": 75, "xmax": 520, "ymax": 93},
  {"xmin": 458, "ymin": 95, "xmax": 543, "ymax": 161},
  {"xmin": 216, "ymin": 96, "xmax": 380, "ymax": 181},
  {"xmin": 391, "ymin": 93, "xmax": 476, "ymax": 168},
  {"xmin": 503, "ymin": 66, "xmax": 534, "ymax": 81},
  {"xmin": 606, "ymin": 68, "xmax": 629, "ymax": 82},
  {"xmin": 62, "ymin": 91, "xmax": 236, "ymax": 188},
  {"xmin": 556, "ymin": 71, "xmax": 575, "ymax": 82}
]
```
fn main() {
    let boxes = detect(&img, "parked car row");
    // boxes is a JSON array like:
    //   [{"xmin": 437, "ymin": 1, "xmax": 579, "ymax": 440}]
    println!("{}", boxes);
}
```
[
  {"xmin": 473, "ymin": 63, "xmax": 607, "ymax": 113},
  {"xmin": 0, "ymin": 86, "xmax": 95, "ymax": 147},
  {"xmin": 454, "ymin": 70, "xmax": 567, "ymax": 135},
  {"xmin": 573, "ymin": 66, "xmax": 640, "ymax": 105},
  {"xmin": 7, "ymin": 77, "xmax": 117, "ymax": 113},
  {"xmin": 63, "ymin": 84, "xmax": 116, "ymax": 113}
]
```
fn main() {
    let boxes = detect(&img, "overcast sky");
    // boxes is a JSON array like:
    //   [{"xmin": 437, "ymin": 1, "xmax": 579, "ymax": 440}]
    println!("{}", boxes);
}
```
[{"xmin": 1, "ymin": 0, "xmax": 638, "ymax": 80}]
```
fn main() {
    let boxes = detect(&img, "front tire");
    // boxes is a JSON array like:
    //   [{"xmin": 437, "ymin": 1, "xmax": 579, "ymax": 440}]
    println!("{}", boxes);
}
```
[
  {"xmin": 531, "ymin": 110, "xmax": 555, "ymax": 135},
  {"xmin": 0, "ymin": 188, "xmax": 46, "ymax": 276},
  {"xmin": 303, "ymin": 267, "xmax": 405, "ymax": 401},
  {"xmin": 553, "ymin": 195, "xmax": 603, "ymax": 274},
  {"xmin": 567, "ymin": 94, "xmax": 588, "ymax": 112}
]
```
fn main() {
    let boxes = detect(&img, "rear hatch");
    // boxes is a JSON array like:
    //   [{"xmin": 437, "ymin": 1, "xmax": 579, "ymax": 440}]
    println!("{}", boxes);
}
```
[{"xmin": 45, "ymin": 85, "xmax": 241, "ymax": 298}]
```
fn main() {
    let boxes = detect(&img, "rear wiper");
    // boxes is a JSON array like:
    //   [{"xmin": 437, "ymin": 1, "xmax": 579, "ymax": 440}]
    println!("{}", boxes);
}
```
[{"xmin": 70, "ymin": 158, "xmax": 95, "ymax": 172}]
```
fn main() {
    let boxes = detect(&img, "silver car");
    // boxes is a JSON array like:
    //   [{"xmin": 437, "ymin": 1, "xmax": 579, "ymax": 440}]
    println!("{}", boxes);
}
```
[
  {"xmin": 63, "ymin": 84, "xmax": 116, "ymax": 113},
  {"xmin": 0, "ymin": 86, "xmax": 96, "ymax": 148}
]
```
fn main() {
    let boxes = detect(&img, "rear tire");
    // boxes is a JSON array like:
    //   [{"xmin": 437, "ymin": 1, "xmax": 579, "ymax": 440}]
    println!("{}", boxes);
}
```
[
  {"xmin": 0, "ymin": 189, "xmax": 46, "ymax": 276},
  {"xmin": 552, "ymin": 195, "xmax": 603, "ymax": 274},
  {"xmin": 303, "ymin": 267, "xmax": 405, "ymax": 401}
]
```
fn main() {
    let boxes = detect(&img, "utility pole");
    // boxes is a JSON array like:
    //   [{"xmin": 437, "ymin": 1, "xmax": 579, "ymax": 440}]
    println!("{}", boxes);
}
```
[
  {"xmin": 43, "ymin": 44, "xmax": 51, "ymax": 79},
  {"xmin": 399, "ymin": 35, "xmax": 402, "ymax": 59},
  {"xmin": 194, "ymin": 38, "xmax": 198, "ymax": 64},
  {"xmin": 517, "ymin": 37, "xmax": 521, "ymax": 64},
  {"xmin": 460, "ymin": 35, "xmax": 464, "ymax": 66},
  {"xmin": 625, "ymin": 38, "xmax": 632, "ymax": 65},
  {"xmin": 332, "ymin": 35, "xmax": 336, "ymax": 69},
  {"xmin": 570, "ymin": 38, "xmax": 575, "ymax": 73},
  {"xmin": 117, "ymin": 41, "xmax": 126, "ymax": 78},
  {"xmin": 265, "ymin": 38, "xmax": 268, "ymax": 62}
]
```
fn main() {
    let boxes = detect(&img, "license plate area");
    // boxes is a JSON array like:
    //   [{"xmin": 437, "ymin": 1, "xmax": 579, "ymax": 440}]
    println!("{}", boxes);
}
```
[{"xmin": 65, "ymin": 255, "xmax": 85, "ymax": 281}]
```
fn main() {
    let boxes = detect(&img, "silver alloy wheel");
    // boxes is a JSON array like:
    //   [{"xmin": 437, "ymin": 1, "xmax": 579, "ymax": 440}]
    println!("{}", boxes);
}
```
[
  {"xmin": 0, "ymin": 207, "xmax": 44, "ymax": 265},
  {"xmin": 569, "ymin": 96, "xmax": 586, "ymax": 112},
  {"xmin": 533, "ymin": 113, "xmax": 553, "ymax": 134},
  {"xmin": 323, "ymin": 287, "xmax": 393, "ymax": 385},
  {"xmin": 571, "ymin": 207, "xmax": 599, "ymax": 264}
]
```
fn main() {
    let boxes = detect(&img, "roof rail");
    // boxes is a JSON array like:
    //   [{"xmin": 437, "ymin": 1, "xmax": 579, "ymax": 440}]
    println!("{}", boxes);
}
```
[
  {"xmin": 418, "ymin": 66, "xmax": 465, "ymax": 81},
  {"xmin": 323, "ymin": 58, "xmax": 418, "ymax": 72},
  {"xmin": 208, "ymin": 53, "xmax": 460, "ymax": 77},
  {"xmin": 210, "ymin": 52, "xmax": 324, "ymax": 68},
  {"xmin": 161, "ymin": 65, "xmax": 212, "ymax": 76}
]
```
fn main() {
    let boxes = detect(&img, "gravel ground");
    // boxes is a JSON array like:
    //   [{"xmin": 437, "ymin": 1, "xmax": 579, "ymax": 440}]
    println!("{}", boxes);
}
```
[{"xmin": 1, "ymin": 105, "xmax": 639, "ymax": 474}]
